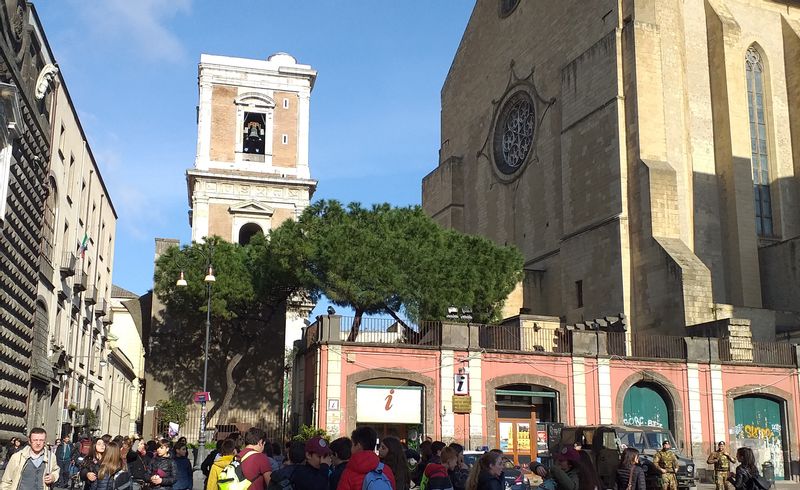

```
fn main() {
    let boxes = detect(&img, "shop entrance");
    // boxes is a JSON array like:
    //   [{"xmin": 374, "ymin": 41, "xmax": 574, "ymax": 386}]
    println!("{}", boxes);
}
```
[
  {"xmin": 355, "ymin": 380, "xmax": 425, "ymax": 450},
  {"xmin": 495, "ymin": 385, "xmax": 559, "ymax": 466},
  {"xmin": 498, "ymin": 418, "xmax": 534, "ymax": 466}
]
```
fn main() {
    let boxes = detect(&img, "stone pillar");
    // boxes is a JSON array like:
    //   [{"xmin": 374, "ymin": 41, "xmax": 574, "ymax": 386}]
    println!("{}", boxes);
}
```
[
  {"xmin": 686, "ymin": 362, "xmax": 704, "ymax": 457},
  {"xmin": 572, "ymin": 357, "xmax": 587, "ymax": 425},
  {"xmin": 598, "ymin": 358, "xmax": 612, "ymax": 423},
  {"xmin": 441, "ymin": 350, "xmax": 455, "ymax": 441},
  {"xmin": 468, "ymin": 354, "xmax": 484, "ymax": 449},
  {"xmin": 710, "ymin": 364, "xmax": 727, "ymax": 444}
]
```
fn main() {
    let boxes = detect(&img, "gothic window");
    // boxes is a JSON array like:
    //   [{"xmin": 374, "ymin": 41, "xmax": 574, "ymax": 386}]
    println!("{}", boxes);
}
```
[
  {"xmin": 745, "ymin": 46, "xmax": 773, "ymax": 237},
  {"xmin": 242, "ymin": 112, "xmax": 266, "ymax": 155},
  {"xmin": 493, "ymin": 91, "xmax": 535, "ymax": 175}
]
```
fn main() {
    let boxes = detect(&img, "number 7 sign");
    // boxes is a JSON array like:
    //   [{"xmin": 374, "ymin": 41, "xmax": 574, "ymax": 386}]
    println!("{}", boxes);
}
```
[{"xmin": 454, "ymin": 374, "xmax": 469, "ymax": 395}]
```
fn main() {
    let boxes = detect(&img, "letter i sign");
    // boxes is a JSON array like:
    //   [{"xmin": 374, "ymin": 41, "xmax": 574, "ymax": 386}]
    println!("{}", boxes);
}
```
[{"xmin": 454, "ymin": 374, "xmax": 469, "ymax": 395}]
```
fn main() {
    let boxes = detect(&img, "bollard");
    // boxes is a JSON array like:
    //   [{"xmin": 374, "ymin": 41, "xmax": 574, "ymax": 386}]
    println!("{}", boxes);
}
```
[{"xmin": 762, "ymin": 461, "xmax": 774, "ymax": 483}]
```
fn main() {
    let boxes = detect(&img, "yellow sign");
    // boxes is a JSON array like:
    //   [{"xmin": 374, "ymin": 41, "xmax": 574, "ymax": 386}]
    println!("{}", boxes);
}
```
[{"xmin": 453, "ymin": 395, "xmax": 472, "ymax": 414}]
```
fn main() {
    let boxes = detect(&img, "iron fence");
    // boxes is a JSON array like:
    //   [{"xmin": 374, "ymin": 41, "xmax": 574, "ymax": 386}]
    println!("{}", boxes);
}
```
[
  {"xmin": 156, "ymin": 406, "xmax": 282, "ymax": 445},
  {"xmin": 336, "ymin": 316, "xmax": 442, "ymax": 346},
  {"xmin": 631, "ymin": 334, "xmax": 686, "ymax": 359},
  {"xmin": 719, "ymin": 339, "xmax": 795, "ymax": 366},
  {"xmin": 607, "ymin": 332, "xmax": 627, "ymax": 357},
  {"xmin": 479, "ymin": 324, "xmax": 571, "ymax": 353}
]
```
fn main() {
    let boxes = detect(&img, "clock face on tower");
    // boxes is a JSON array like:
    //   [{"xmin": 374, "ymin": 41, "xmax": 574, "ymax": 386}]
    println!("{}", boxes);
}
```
[{"xmin": 492, "ymin": 91, "xmax": 535, "ymax": 175}]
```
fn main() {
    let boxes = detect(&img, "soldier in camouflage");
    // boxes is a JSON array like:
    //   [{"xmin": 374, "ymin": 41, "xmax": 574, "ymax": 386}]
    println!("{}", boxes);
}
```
[
  {"xmin": 653, "ymin": 440, "xmax": 679, "ymax": 490},
  {"xmin": 707, "ymin": 441, "xmax": 733, "ymax": 490}
]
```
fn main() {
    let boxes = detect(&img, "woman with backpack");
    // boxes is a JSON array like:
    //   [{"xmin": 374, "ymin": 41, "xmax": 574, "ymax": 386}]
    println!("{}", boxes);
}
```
[
  {"xmin": 379, "ymin": 437, "xmax": 410, "ymax": 490},
  {"xmin": 616, "ymin": 448, "xmax": 646, "ymax": 490},
  {"xmin": 208, "ymin": 439, "xmax": 236, "ymax": 490},
  {"xmin": 728, "ymin": 447, "xmax": 764, "ymax": 490},
  {"xmin": 147, "ymin": 439, "xmax": 178, "ymax": 489},
  {"xmin": 93, "ymin": 442, "xmax": 132, "ymax": 490}
]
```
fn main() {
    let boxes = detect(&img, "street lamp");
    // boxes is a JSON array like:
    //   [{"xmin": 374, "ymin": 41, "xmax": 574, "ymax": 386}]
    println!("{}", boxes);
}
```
[{"xmin": 176, "ymin": 261, "xmax": 215, "ymax": 467}]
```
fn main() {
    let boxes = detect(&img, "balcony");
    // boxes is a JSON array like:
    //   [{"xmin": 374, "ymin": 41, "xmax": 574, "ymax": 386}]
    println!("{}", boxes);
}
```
[
  {"xmin": 84, "ymin": 285, "xmax": 97, "ymax": 305},
  {"xmin": 60, "ymin": 252, "xmax": 76, "ymax": 277},
  {"xmin": 94, "ymin": 298, "xmax": 107, "ymax": 318},
  {"xmin": 101, "ymin": 309, "xmax": 114, "ymax": 325},
  {"xmin": 73, "ymin": 265, "xmax": 88, "ymax": 292}
]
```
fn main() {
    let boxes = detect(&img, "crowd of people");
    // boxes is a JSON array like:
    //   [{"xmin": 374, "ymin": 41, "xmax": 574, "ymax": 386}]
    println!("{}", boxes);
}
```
[{"xmin": 0, "ymin": 426, "xmax": 772, "ymax": 490}]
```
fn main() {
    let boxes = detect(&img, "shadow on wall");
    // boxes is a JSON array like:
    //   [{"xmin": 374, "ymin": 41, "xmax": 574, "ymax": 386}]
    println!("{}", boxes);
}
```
[{"xmin": 146, "ymin": 303, "xmax": 286, "ymax": 431}]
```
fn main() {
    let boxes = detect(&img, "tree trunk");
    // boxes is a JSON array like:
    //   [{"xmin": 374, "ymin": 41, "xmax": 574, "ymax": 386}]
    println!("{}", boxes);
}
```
[
  {"xmin": 205, "ymin": 352, "xmax": 244, "ymax": 424},
  {"xmin": 384, "ymin": 306, "xmax": 419, "ymax": 344},
  {"xmin": 346, "ymin": 308, "xmax": 365, "ymax": 342}
]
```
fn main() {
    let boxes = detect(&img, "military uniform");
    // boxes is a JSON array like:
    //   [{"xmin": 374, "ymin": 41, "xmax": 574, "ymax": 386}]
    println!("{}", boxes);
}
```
[
  {"xmin": 707, "ymin": 450, "xmax": 733, "ymax": 490},
  {"xmin": 654, "ymin": 448, "xmax": 679, "ymax": 490}
]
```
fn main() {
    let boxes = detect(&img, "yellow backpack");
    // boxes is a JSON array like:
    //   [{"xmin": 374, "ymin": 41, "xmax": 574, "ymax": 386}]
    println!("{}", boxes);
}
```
[{"xmin": 217, "ymin": 450, "xmax": 256, "ymax": 490}]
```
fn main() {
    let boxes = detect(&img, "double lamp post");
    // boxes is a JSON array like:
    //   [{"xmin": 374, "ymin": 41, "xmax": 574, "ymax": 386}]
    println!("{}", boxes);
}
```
[{"xmin": 176, "ymin": 255, "xmax": 215, "ymax": 466}]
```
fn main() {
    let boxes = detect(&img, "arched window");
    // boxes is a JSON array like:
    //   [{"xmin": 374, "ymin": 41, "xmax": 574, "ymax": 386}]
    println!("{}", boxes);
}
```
[
  {"xmin": 745, "ymin": 46, "xmax": 773, "ymax": 237},
  {"xmin": 238, "ymin": 223, "xmax": 263, "ymax": 245},
  {"xmin": 622, "ymin": 382, "xmax": 673, "ymax": 431}
]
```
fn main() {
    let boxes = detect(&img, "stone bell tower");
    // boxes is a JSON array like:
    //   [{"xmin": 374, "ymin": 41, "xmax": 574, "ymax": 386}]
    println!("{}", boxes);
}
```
[{"xmin": 186, "ymin": 52, "xmax": 317, "ymax": 349}]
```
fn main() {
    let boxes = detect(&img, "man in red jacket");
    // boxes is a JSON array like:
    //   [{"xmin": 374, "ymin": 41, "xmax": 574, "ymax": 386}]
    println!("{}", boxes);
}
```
[{"xmin": 337, "ymin": 426, "xmax": 395, "ymax": 490}]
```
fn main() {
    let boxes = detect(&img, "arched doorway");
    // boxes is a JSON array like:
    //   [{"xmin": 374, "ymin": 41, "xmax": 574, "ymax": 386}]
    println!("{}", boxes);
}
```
[
  {"xmin": 238, "ymin": 223, "xmax": 263, "ymax": 245},
  {"xmin": 495, "ymin": 384, "xmax": 558, "ymax": 467},
  {"xmin": 354, "ymin": 378, "xmax": 425, "ymax": 450},
  {"xmin": 733, "ymin": 395, "xmax": 787, "ymax": 480},
  {"xmin": 622, "ymin": 382, "xmax": 674, "ymax": 431}
]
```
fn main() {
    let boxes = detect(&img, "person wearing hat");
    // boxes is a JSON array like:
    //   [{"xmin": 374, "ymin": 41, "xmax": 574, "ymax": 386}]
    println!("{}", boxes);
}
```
[
  {"xmin": 653, "ymin": 440, "xmax": 679, "ymax": 490},
  {"xmin": 284, "ymin": 436, "xmax": 332, "ymax": 490},
  {"xmin": 531, "ymin": 447, "xmax": 581, "ymax": 490},
  {"xmin": 707, "ymin": 441, "xmax": 734, "ymax": 490}
]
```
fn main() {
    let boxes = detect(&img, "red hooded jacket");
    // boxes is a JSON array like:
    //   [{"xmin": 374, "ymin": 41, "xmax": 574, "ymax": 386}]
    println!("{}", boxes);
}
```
[{"xmin": 336, "ymin": 450, "xmax": 396, "ymax": 490}]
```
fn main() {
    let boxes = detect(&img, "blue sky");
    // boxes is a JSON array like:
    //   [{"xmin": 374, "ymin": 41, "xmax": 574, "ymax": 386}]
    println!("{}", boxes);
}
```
[{"xmin": 34, "ymin": 1, "xmax": 475, "ymax": 308}]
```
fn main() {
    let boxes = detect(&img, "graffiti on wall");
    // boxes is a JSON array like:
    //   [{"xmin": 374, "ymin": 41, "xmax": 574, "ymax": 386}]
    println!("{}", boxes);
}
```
[
  {"xmin": 623, "ymin": 384, "xmax": 670, "ymax": 430},
  {"xmin": 733, "ymin": 396, "xmax": 785, "ymax": 480}
]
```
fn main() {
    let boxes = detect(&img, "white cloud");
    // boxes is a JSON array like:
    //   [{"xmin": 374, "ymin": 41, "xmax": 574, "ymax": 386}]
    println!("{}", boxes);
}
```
[{"xmin": 73, "ymin": 0, "xmax": 191, "ymax": 62}]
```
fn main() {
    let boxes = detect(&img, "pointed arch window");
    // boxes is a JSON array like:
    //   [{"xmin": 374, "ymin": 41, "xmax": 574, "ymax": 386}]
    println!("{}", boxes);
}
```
[{"xmin": 745, "ymin": 46, "xmax": 773, "ymax": 237}]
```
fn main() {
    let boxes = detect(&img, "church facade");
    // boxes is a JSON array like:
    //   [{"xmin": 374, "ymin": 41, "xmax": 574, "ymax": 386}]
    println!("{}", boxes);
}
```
[{"xmin": 423, "ymin": 0, "xmax": 800, "ymax": 339}]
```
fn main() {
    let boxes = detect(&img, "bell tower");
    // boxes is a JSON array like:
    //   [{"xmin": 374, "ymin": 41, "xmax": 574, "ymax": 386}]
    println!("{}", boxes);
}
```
[
  {"xmin": 186, "ymin": 52, "xmax": 317, "ymax": 349},
  {"xmin": 187, "ymin": 52, "xmax": 317, "ymax": 245}
]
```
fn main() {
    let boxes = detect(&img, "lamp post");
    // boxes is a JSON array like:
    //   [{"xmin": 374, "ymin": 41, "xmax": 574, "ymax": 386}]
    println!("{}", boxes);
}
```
[{"xmin": 176, "ymin": 259, "xmax": 215, "ymax": 467}]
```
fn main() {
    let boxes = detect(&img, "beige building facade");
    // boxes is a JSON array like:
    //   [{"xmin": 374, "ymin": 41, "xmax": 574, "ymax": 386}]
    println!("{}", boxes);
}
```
[
  {"xmin": 100, "ymin": 286, "xmax": 145, "ymax": 437},
  {"xmin": 35, "ymin": 63, "xmax": 118, "ymax": 438},
  {"xmin": 422, "ymin": 0, "xmax": 800, "ymax": 339}
]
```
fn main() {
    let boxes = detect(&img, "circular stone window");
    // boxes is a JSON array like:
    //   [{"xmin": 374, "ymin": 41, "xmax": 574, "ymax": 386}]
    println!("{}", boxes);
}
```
[
  {"xmin": 493, "ymin": 91, "xmax": 535, "ymax": 175},
  {"xmin": 499, "ymin": 0, "xmax": 521, "ymax": 17}
]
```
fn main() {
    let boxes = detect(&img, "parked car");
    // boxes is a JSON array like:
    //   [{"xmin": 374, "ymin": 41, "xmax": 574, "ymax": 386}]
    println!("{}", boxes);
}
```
[{"xmin": 558, "ymin": 425, "xmax": 697, "ymax": 490}]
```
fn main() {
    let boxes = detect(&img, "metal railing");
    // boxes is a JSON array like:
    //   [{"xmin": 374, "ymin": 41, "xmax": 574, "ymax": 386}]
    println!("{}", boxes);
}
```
[
  {"xmin": 631, "ymin": 334, "xmax": 687, "ymax": 359},
  {"xmin": 479, "ymin": 324, "xmax": 571, "ymax": 353},
  {"xmin": 84, "ymin": 285, "xmax": 97, "ymax": 305},
  {"xmin": 335, "ymin": 316, "xmax": 442, "ymax": 346},
  {"xmin": 73, "ymin": 267, "xmax": 88, "ymax": 292},
  {"xmin": 607, "ymin": 332, "xmax": 627, "ymax": 357},
  {"xmin": 60, "ymin": 252, "xmax": 76, "ymax": 277},
  {"xmin": 94, "ymin": 298, "xmax": 107, "ymax": 317},
  {"xmin": 719, "ymin": 339, "xmax": 794, "ymax": 366}
]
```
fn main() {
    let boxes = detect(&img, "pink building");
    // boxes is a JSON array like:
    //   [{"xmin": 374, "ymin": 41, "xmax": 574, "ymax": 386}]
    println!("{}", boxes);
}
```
[{"xmin": 293, "ymin": 315, "xmax": 800, "ymax": 481}]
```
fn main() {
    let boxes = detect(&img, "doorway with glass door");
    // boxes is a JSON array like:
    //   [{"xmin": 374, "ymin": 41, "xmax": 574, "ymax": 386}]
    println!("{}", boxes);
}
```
[{"xmin": 495, "ymin": 384, "xmax": 559, "ymax": 467}]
